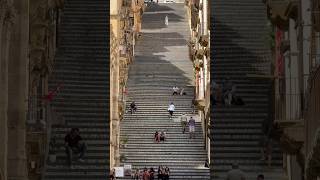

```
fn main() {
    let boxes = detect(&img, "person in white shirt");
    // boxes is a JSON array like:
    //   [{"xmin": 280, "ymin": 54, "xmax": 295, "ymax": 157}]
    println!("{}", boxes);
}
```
[
  {"xmin": 165, "ymin": 15, "xmax": 169, "ymax": 26},
  {"xmin": 167, "ymin": 102, "xmax": 175, "ymax": 118},
  {"xmin": 172, "ymin": 86, "xmax": 179, "ymax": 95}
]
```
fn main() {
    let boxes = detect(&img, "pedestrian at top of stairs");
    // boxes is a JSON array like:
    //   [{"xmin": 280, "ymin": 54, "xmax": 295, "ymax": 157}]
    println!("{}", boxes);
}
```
[
  {"xmin": 226, "ymin": 163, "xmax": 246, "ymax": 180},
  {"xmin": 165, "ymin": 14, "xmax": 169, "ymax": 26}
]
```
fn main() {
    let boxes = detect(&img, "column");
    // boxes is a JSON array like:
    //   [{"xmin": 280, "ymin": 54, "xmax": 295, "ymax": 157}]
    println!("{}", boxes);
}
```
[
  {"xmin": 7, "ymin": 0, "xmax": 29, "ymax": 179},
  {"xmin": 0, "ymin": 1, "xmax": 15, "ymax": 179}
]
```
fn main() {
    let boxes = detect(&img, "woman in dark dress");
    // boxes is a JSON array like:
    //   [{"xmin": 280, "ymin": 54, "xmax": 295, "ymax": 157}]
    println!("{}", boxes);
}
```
[{"xmin": 157, "ymin": 166, "xmax": 163, "ymax": 180}]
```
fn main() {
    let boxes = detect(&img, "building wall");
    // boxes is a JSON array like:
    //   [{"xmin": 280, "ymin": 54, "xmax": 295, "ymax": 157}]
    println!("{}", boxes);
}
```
[
  {"xmin": 305, "ymin": 66, "xmax": 320, "ymax": 180},
  {"xmin": 264, "ymin": 0, "xmax": 320, "ymax": 179},
  {"xmin": 0, "ymin": 0, "xmax": 70, "ymax": 179},
  {"xmin": 110, "ymin": 0, "xmax": 143, "ymax": 169},
  {"xmin": 185, "ymin": 0, "xmax": 210, "ymax": 160}
]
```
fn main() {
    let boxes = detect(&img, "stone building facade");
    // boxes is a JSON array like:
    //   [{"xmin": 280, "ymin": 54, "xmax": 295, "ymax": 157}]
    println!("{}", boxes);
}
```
[
  {"xmin": 110, "ymin": 0, "xmax": 144, "ymax": 169},
  {"xmin": 185, "ymin": 0, "xmax": 211, "ymax": 161},
  {"xmin": 263, "ymin": 0, "xmax": 320, "ymax": 179},
  {"xmin": 0, "ymin": 0, "xmax": 92, "ymax": 179},
  {"xmin": 1, "ymin": 0, "xmax": 144, "ymax": 177}
]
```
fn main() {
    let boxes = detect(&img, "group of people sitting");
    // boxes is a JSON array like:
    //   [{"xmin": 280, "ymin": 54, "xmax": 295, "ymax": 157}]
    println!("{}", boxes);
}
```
[
  {"xmin": 130, "ymin": 101, "xmax": 137, "ymax": 114},
  {"xmin": 172, "ymin": 86, "xmax": 186, "ymax": 96},
  {"xmin": 131, "ymin": 166, "xmax": 170, "ymax": 180},
  {"xmin": 64, "ymin": 128, "xmax": 86, "ymax": 168},
  {"xmin": 212, "ymin": 78, "xmax": 244, "ymax": 106},
  {"xmin": 154, "ymin": 131, "xmax": 166, "ymax": 143}
]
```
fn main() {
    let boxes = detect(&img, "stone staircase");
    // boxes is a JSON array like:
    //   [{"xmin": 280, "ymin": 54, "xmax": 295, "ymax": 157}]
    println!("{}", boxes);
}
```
[
  {"xmin": 119, "ymin": 3, "xmax": 210, "ymax": 179},
  {"xmin": 211, "ymin": 0, "xmax": 286, "ymax": 180},
  {"xmin": 44, "ymin": 0, "xmax": 109, "ymax": 179}
]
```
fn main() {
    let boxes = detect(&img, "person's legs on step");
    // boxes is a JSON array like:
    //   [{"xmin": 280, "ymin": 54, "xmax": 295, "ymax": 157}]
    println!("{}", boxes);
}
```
[
  {"xmin": 65, "ymin": 145, "xmax": 73, "ymax": 166},
  {"xmin": 191, "ymin": 126, "xmax": 195, "ymax": 138},
  {"xmin": 78, "ymin": 142, "xmax": 87, "ymax": 161},
  {"xmin": 169, "ymin": 111, "xmax": 173, "ymax": 118}
]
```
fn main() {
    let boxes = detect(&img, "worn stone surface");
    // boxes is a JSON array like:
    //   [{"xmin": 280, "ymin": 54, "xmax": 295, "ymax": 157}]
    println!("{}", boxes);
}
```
[{"xmin": 118, "ymin": 3, "xmax": 210, "ymax": 180}]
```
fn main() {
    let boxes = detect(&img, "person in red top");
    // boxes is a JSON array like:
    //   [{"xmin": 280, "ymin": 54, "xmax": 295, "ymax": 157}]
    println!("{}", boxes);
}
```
[
  {"xmin": 142, "ymin": 168, "xmax": 150, "ymax": 180},
  {"xmin": 65, "ymin": 128, "xmax": 86, "ymax": 168},
  {"xmin": 43, "ymin": 83, "xmax": 63, "ymax": 103}
]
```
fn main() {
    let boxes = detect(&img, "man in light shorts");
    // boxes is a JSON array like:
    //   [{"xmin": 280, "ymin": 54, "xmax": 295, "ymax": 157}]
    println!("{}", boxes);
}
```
[
  {"xmin": 180, "ymin": 113, "xmax": 188, "ymax": 133},
  {"xmin": 188, "ymin": 117, "xmax": 196, "ymax": 139}
]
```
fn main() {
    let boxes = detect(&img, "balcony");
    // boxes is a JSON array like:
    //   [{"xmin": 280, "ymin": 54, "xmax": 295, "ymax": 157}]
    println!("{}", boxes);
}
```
[
  {"xmin": 284, "ymin": 0, "xmax": 298, "ymax": 19},
  {"xmin": 194, "ymin": 98, "xmax": 205, "ymax": 111},
  {"xmin": 265, "ymin": 0, "xmax": 298, "ymax": 28}
]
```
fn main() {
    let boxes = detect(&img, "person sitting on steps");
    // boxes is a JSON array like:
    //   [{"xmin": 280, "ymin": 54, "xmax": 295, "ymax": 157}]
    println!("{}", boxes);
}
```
[
  {"xmin": 257, "ymin": 174, "xmax": 264, "ymax": 180},
  {"xmin": 158, "ymin": 166, "xmax": 164, "ymax": 180},
  {"xmin": 64, "ymin": 128, "xmax": 86, "ymax": 168},
  {"xmin": 154, "ymin": 131, "xmax": 160, "ymax": 143},
  {"xmin": 172, "ymin": 86, "xmax": 179, "ymax": 95},
  {"xmin": 131, "ymin": 169, "xmax": 139, "ymax": 180},
  {"xmin": 143, "ymin": 167, "xmax": 150, "ymax": 180},
  {"xmin": 160, "ymin": 131, "xmax": 166, "ymax": 142},
  {"xmin": 164, "ymin": 166, "xmax": 170, "ymax": 180},
  {"xmin": 223, "ymin": 78, "xmax": 235, "ymax": 106},
  {"xmin": 179, "ymin": 87, "xmax": 186, "ymax": 96},
  {"xmin": 149, "ymin": 167, "xmax": 155, "ymax": 180},
  {"xmin": 130, "ymin": 101, "xmax": 137, "ymax": 114}
]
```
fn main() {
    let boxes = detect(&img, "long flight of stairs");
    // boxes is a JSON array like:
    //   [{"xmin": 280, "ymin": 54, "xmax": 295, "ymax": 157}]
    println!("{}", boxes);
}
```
[
  {"xmin": 119, "ymin": 3, "xmax": 210, "ymax": 179},
  {"xmin": 44, "ymin": 0, "xmax": 109, "ymax": 179},
  {"xmin": 211, "ymin": 0, "xmax": 286, "ymax": 179}
]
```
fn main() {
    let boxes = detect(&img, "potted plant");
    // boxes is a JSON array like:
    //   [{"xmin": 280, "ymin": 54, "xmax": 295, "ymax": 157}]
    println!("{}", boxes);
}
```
[
  {"xmin": 120, "ymin": 154, "xmax": 127, "ymax": 162},
  {"xmin": 120, "ymin": 136, "xmax": 129, "ymax": 148}
]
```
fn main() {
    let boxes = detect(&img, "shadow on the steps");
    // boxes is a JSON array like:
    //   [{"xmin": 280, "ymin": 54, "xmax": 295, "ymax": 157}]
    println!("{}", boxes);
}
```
[
  {"xmin": 142, "ymin": 4, "xmax": 184, "ymax": 29},
  {"xmin": 210, "ymin": 14, "xmax": 282, "ymax": 178},
  {"xmin": 144, "ymin": 3, "xmax": 174, "ymax": 12}
]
